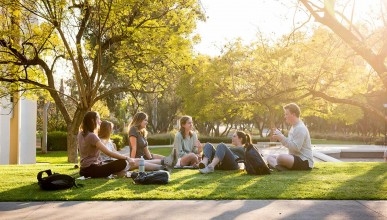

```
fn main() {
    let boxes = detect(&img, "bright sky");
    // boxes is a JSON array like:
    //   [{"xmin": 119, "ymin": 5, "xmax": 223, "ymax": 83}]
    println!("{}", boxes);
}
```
[
  {"xmin": 193, "ymin": 0, "xmax": 300, "ymax": 56},
  {"xmin": 193, "ymin": 0, "xmax": 378, "ymax": 56}
]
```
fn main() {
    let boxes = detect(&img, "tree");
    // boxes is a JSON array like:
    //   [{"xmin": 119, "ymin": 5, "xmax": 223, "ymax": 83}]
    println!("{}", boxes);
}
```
[
  {"xmin": 297, "ymin": 0, "xmax": 387, "ymax": 121},
  {"xmin": 0, "ymin": 0, "xmax": 203, "ymax": 162}
]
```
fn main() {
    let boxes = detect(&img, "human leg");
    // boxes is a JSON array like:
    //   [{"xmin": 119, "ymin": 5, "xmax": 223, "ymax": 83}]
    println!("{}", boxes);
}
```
[
  {"xmin": 211, "ymin": 143, "xmax": 239, "ymax": 170},
  {"xmin": 200, "ymin": 143, "xmax": 239, "ymax": 173},
  {"xmin": 144, "ymin": 158, "xmax": 162, "ymax": 164},
  {"xmin": 145, "ymin": 162, "xmax": 168, "ymax": 171},
  {"xmin": 266, "ymin": 154, "xmax": 278, "ymax": 168},
  {"xmin": 163, "ymin": 148, "xmax": 178, "ymax": 167},
  {"xmin": 179, "ymin": 152, "xmax": 200, "ymax": 167},
  {"xmin": 150, "ymin": 153, "xmax": 164, "ymax": 159},
  {"xmin": 199, "ymin": 143, "xmax": 215, "ymax": 168},
  {"xmin": 276, "ymin": 154, "xmax": 294, "ymax": 169},
  {"xmin": 79, "ymin": 159, "xmax": 127, "ymax": 178},
  {"xmin": 290, "ymin": 155, "xmax": 311, "ymax": 170}
]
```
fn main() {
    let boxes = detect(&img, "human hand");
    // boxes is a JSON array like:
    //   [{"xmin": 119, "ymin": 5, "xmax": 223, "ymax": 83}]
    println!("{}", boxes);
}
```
[
  {"xmin": 195, "ymin": 140, "xmax": 202, "ymax": 149},
  {"xmin": 126, "ymin": 157, "xmax": 136, "ymax": 167},
  {"xmin": 271, "ymin": 128, "xmax": 283, "ymax": 141},
  {"xmin": 272, "ymin": 128, "xmax": 282, "ymax": 135},
  {"xmin": 196, "ymin": 154, "xmax": 202, "ymax": 162}
]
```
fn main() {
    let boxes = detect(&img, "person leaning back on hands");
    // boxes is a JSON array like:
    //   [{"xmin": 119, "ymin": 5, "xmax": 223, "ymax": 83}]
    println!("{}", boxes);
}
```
[{"xmin": 266, "ymin": 103, "xmax": 314, "ymax": 171}]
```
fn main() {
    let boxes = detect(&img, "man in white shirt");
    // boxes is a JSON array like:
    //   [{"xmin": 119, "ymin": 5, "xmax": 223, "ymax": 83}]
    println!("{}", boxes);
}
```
[{"xmin": 267, "ymin": 103, "xmax": 314, "ymax": 171}]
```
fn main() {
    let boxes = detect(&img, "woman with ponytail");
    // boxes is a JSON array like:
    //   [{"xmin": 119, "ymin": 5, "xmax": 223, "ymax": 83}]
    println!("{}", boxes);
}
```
[{"xmin": 199, "ymin": 131, "xmax": 251, "ymax": 174}]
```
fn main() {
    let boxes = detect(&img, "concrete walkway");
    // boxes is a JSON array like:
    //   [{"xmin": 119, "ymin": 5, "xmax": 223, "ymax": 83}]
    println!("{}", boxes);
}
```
[{"xmin": 1, "ymin": 200, "xmax": 386, "ymax": 220}]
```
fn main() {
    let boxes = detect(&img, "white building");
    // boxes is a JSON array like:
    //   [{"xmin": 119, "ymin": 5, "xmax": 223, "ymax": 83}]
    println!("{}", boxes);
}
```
[{"xmin": 0, "ymin": 94, "xmax": 36, "ymax": 164}]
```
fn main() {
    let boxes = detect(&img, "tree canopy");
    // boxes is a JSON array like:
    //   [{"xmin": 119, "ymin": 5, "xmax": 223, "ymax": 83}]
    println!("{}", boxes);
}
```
[{"xmin": 0, "ymin": 0, "xmax": 204, "ymax": 162}]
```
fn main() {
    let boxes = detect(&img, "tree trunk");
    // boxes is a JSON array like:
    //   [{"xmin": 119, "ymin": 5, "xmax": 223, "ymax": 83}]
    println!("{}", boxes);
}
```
[
  {"xmin": 67, "ymin": 131, "xmax": 78, "ymax": 163},
  {"xmin": 67, "ymin": 109, "xmax": 87, "ymax": 163},
  {"xmin": 41, "ymin": 101, "xmax": 50, "ymax": 154}
]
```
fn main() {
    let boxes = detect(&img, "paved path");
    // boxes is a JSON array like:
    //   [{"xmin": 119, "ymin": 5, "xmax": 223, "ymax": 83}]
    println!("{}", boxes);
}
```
[{"xmin": 1, "ymin": 200, "xmax": 386, "ymax": 220}]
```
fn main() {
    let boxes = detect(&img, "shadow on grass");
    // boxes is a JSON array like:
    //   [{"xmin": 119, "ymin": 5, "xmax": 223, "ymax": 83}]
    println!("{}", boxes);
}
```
[
  {"xmin": 166, "ymin": 166, "xmax": 311, "ymax": 200},
  {"xmin": 323, "ymin": 162, "xmax": 387, "ymax": 199},
  {"xmin": 281, "ymin": 162, "xmax": 387, "ymax": 220},
  {"xmin": 1, "ymin": 161, "xmax": 385, "ymax": 201}
]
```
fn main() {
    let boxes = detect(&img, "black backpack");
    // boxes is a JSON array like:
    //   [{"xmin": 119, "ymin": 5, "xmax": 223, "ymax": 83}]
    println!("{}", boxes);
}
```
[
  {"xmin": 244, "ymin": 145, "xmax": 271, "ymax": 175},
  {"xmin": 37, "ymin": 169, "xmax": 80, "ymax": 190},
  {"xmin": 130, "ymin": 170, "xmax": 170, "ymax": 185}
]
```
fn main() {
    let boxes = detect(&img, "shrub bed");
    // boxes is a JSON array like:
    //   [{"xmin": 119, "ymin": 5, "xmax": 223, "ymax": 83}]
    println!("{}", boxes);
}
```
[
  {"xmin": 45, "ymin": 131, "xmax": 380, "ymax": 151},
  {"xmin": 47, "ymin": 131, "xmax": 67, "ymax": 151}
]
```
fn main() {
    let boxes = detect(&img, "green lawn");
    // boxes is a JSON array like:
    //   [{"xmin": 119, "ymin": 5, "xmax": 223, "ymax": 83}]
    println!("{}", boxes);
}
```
[{"xmin": 0, "ymin": 148, "xmax": 385, "ymax": 201}]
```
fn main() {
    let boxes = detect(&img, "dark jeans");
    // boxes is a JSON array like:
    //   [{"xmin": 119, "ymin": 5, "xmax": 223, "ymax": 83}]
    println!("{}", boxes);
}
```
[
  {"xmin": 202, "ymin": 143, "xmax": 239, "ymax": 170},
  {"xmin": 80, "ymin": 159, "xmax": 127, "ymax": 178}
]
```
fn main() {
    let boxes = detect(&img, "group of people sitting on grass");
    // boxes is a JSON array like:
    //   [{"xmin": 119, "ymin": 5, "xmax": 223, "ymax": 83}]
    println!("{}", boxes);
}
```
[{"xmin": 77, "ymin": 103, "xmax": 314, "ymax": 178}]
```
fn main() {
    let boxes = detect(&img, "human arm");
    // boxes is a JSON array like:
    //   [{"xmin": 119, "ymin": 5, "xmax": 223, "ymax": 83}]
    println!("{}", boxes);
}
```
[
  {"xmin": 173, "ymin": 132, "xmax": 185, "ymax": 158},
  {"xmin": 128, "ymin": 126, "xmax": 139, "ymax": 158},
  {"xmin": 193, "ymin": 132, "xmax": 202, "ymax": 154},
  {"xmin": 272, "ymin": 126, "xmax": 307, "ymax": 152},
  {"xmin": 96, "ymin": 140, "xmax": 135, "ymax": 166},
  {"xmin": 129, "ymin": 136, "xmax": 137, "ymax": 158},
  {"xmin": 195, "ymin": 139, "xmax": 203, "ymax": 154},
  {"xmin": 144, "ymin": 147, "xmax": 152, "ymax": 159}
]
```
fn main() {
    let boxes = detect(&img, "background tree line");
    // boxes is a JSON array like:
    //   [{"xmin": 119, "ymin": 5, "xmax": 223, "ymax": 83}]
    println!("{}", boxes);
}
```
[{"xmin": 2, "ymin": 0, "xmax": 387, "ymax": 163}]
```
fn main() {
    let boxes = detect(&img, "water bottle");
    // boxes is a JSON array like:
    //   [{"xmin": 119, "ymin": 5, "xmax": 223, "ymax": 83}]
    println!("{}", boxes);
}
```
[{"xmin": 139, "ymin": 156, "xmax": 145, "ymax": 172}]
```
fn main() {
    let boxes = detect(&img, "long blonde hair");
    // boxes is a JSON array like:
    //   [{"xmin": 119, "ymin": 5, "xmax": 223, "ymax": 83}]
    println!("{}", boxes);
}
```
[{"xmin": 99, "ymin": 120, "xmax": 114, "ymax": 139}]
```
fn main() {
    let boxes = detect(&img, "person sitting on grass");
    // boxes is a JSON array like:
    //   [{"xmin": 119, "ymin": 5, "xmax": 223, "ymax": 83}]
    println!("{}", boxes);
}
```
[
  {"xmin": 78, "ymin": 111, "xmax": 175, "ymax": 178},
  {"xmin": 128, "ymin": 111, "xmax": 177, "ymax": 171},
  {"xmin": 266, "ymin": 103, "xmax": 314, "ymax": 171},
  {"xmin": 198, "ymin": 131, "xmax": 249, "ymax": 174},
  {"xmin": 78, "ymin": 111, "xmax": 135, "ymax": 178},
  {"xmin": 98, "ymin": 120, "xmax": 119, "ymax": 163},
  {"xmin": 173, "ymin": 115, "xmax": 203, "ymax": 168}
]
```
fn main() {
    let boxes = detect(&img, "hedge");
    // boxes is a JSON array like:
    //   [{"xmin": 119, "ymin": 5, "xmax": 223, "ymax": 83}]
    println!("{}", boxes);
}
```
[
  {"xmin": 47, "ymin": 131, "xmax": 67, "ymax": 151},
  {"xmin": 47, "ymin": 131, "xmax": 125, "ymax": 151},
  {"xmin": 46, "ymin": 131, "xmax": 383, "ymax": 151}
]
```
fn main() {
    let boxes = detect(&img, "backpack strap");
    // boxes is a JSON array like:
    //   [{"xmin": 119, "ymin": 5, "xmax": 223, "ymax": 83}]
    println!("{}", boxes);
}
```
[{"xmin": 37, "ymin": 169, "xmax": 52, "ymax": 182}]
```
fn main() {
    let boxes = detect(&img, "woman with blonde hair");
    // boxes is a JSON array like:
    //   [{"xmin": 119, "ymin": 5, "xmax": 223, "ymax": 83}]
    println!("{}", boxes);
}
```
[
  {"xmin": 98, "ymin": 120, "xmax": 118, "ymax": 163},
  {"xmin": 128, "ymin": 112, "xmax": 177, "ymax": 170}
]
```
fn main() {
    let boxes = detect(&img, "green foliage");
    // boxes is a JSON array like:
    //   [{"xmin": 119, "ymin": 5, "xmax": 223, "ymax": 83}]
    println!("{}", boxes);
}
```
[
  {"xmin": 0, "ymin": 0, "xmax": 205, "ymax": 163},
  {"xmin": 47, "ymin": 131, "xmax": 67, "ymax": 151},
  {"xmin": 147, "ymin": 133, "xmax": 175, "ymax": 145},
  {"xmin": 110, "ymin": 134, "xmax": 124, "ymax": 150}
]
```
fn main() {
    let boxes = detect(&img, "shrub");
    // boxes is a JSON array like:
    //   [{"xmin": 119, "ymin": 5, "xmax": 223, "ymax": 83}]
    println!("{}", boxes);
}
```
[
  {"xmin": 119, "ymin": 132, "xmax": 129, "ymax": 147},
  {"xmin": 47, "ymin": 131, "xmax": 126, "ymax": 151},
  {"xmin": 47, "ymin": 131, "xmax": 67, "ymax": 151},
  {"xmin": 147, "ymin": 133, "xmax": 174, "ymax": 145},
  {"xmin": 111, "ymin": 134, "xmax": 124, "ymax": 150}
]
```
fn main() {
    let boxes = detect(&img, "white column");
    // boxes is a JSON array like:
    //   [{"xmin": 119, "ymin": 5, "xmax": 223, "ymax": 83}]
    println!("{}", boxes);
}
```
[
  {"xmin": 19, "ymin": 98, "xmax": 37, "ymax": 164},
  {"xmin": 0, "ymin": 96, "xmax": 11, "ymax": 164}
]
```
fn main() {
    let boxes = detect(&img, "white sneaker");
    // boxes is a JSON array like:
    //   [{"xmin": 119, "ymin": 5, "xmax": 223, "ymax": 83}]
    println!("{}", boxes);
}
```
[{"xmin": 199, "ymin": 165, "xmax": 214, "ymax": 174}]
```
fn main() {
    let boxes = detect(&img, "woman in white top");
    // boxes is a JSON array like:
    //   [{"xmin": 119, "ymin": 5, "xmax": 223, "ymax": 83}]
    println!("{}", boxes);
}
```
[{"xmin": 98, "ymin": 120, "xmax": 118, "ymax": 163}]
